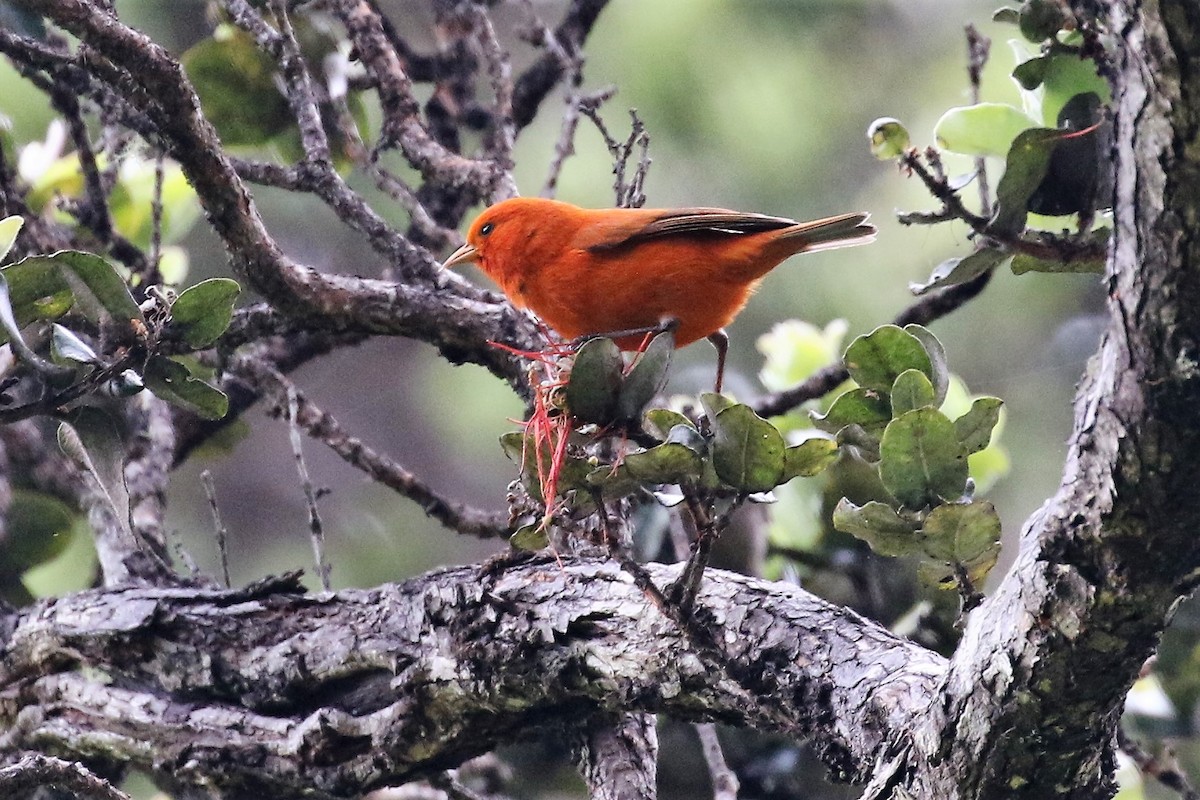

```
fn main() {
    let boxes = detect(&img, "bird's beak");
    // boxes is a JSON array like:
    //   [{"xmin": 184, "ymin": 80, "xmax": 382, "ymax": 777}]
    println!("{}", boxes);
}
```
[{"xmin": 441, "ymin": 243, "xmax": 478, "ymax": 269}]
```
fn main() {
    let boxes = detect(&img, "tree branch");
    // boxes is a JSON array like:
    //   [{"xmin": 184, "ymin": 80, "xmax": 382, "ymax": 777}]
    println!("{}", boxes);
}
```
[{"xmin": 0, "ymin": 559, "xmax": 942, "ymax": 799}]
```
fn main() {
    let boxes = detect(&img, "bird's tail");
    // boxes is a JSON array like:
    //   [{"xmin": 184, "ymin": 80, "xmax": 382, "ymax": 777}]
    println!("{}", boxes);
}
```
[{"xmin": 783, "ymin": 212, "xmax": 876, "ymax": 255}]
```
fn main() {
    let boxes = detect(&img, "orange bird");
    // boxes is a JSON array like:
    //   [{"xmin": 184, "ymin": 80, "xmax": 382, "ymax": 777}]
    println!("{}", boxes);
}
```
[{"xmin": 443, "ymin": 197, "xmax": 875, "ymax": 391}]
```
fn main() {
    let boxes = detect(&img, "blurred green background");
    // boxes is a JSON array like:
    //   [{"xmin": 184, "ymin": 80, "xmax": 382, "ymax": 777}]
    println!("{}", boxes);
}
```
[
  {"xmin": 7, "ymin": 0, "xmax": 1168, "ymax": 798},
  {"xmin": 137, "ymin": 0, "xmax": 1104, "ymax": 593}
]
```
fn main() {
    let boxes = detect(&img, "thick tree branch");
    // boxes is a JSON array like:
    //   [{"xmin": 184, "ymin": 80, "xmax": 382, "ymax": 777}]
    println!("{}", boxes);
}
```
[
  {"xmin": 0, "ymin": 559, "xmax": 942, "ymax": 799},
  {"xmin": 901, "ymin": 3, "xmax": 1200, "ymax": 797}
]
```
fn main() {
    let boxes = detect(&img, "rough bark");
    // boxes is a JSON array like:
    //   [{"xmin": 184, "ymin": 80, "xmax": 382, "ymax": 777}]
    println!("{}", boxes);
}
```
[
  {"xmin": 900, "ymin": 2, "xmax": 1200, "ymax": 797},
  {"xmin": 0, "ymin": 560, "xmax": 940, "ymax": 798},
  {"xmin": 0, "ymin": 1, "xmax": 1197, "ymax": 799}
]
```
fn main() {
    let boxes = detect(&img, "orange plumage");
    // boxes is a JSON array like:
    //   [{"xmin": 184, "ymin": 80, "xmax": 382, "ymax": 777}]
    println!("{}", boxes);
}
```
[{"xmin": 443, "ymin": 197, "xmax": 875, "ymax": 386}]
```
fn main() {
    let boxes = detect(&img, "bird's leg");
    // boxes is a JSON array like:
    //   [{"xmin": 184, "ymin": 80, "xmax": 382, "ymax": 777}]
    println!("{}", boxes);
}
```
[
  {"xmin": 570, "ymin": 317, "xmax": 681, "ymax": 351},
  {"xmin": 707, "ymin": 329, "xmax": 729, "ymax": 394}
]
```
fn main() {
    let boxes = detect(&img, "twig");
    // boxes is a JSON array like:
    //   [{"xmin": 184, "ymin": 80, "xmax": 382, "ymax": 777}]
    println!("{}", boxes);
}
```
[
  {"xmin": 1118, "ymin": 727, "xmax": 1200, "ymax": 800},
  {"xmin": 579, "ymin": 103, "xmax": 651, "ymax": 208},
  {"xmin": 429, "ymin": 772, "xmax": 487, "ymax": 800},
  {"xmin": 147, "ymin": 148, "xmax": 165, "ymax": 281},
  {"xmin": 285, "ymin": 382, "xmax": 332, "ymax": 591},
  {"xmin": 965, "ymin": 25, "xmax": 992, "ymax": 217},
  {"xmin": 668, "ymin": 493, "xmax": 739, "ymax": 618},
  {"xmin": 694, "ymin": 723, "xmax": 739, "ymax": 800},
  {"xmin": 542, "ymin": 86, "xmax": 616, "ymax": 198},
  {"xmin": 0, "ymin": 753, "xmax": 132, "ymax": 800},
  {"xmin": 233, "ymin": 356, "xmax": 510, "ymax": 539},
  {"xmin": 512, "ymin": 0, "xmax": 610, "ymax": 129},
  {"xmin": 200, "ymin": 469, "xmax": 232, "ymax": 587},
  {"xmin": 752, "ymin": 268, "xmax": 992, "ymax": 419},
  {"xmin": 467, "ymin": 4, "xmax": 517, "ymax": 198}
]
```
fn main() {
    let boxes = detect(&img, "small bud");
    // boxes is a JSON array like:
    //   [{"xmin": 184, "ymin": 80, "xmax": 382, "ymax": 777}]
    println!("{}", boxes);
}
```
[{"xmin": 868, "ymin": 117, "xmax": 911, "ymax": 160}]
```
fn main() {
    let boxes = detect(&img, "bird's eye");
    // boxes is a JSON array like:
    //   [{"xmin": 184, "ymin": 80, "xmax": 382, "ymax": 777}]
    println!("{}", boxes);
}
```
[{"xmin": 479, "ymin": 222, "xmax": 494, "ymax": 236}]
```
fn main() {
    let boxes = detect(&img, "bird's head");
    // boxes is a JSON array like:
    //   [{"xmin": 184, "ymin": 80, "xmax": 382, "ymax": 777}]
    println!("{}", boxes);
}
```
[{"xmin": 441, "ymin": 197, "xmax": 568, "ymax": 283}]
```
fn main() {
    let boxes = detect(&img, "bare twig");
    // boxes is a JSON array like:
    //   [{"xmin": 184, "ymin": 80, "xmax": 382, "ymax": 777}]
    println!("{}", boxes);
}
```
[
  {"xmin": 200, "ymin": 469, "xmax": 232, "ymax": 588},
  {"xmin": 695, "ymin": 723, "xmax": 739, "ymax": 800},
  {"xmin": 285, "ymin": 381, "xmax": 332, "ymax": 591},
  {"xmin": 232, "ymin": 356, "xmax": 510, "ymax": 539},
  {"xmin": 147, "ymin": 149, "xmax": 165, "ymax": 282},
  {"xmin": 512, "ymin": 0, "xmax": 611, "ymax": 129},
  {"xmin": 0, "ymin": 753, "xmax": 132, "ymax": 800},
  {"xmin": 1117, "ymin": 727, "xmax": 1200, "ymax": 800},
  {"xmin": 542, "ymin": 86, "xmax": 616, "ymax": 198},
  {"xmin": 579, "ymin": 104, "xmax": 651, "ymax": 208},
  {"xmin": 467, "ymin": 4, "xmax": 517, "ymax": 199},
  {"xmin": 965, "ymin": 25, "xmax": 992, "ymax": 217}
]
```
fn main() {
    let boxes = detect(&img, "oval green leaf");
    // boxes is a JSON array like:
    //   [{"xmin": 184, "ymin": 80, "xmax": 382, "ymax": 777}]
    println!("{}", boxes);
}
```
[
  {"xmin": 144, "ymin": 355, "xmax": 229, "ymax": 420},
  {"xmin": 810, "ymin": 387, "xmax": 891, "ymax": 437},
  {"xmin": 565, "ymin": 337, "xmax": 623, "ymax": 425},
  {"xmin": 879, "ymin": 408, "xmax": 969, "ymax": 509},
  {"xmin": 845, "ymin": 325, "xmax": 934, "ymax": 394},
  {"xmin": 831, "ymin": 498, "xmax": 922, "ymax": 558},
  {"xmin": 934, "ymin": 103, "xmax": 1039, "ymax": 157},
  {"xmin": 616, "ymin": 331, "xmax": 673, "ymax": 420},
  {"xmin": 172, "ymin": 277, "xmax": 241, "ymax": 348},
  {"xmin": 781, "ymin": 437, "xmax": 838, "ymax": 481},
  {"xmin": 919, "ymin": 500, "xmax": 1002, "ymax": 568},
  {"xmin": 711, "ymin": 404, "xmax": 786, "ymax": 492},
  {"xmin": 891, "ymin": 369, "xmax": 936, "ymax": 416}
]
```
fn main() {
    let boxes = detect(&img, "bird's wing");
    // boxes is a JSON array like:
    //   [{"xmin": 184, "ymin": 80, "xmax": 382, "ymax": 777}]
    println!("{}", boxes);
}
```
[{"xmin": 579, "ymin": 208, "xmax": 798, "ymax": 251}]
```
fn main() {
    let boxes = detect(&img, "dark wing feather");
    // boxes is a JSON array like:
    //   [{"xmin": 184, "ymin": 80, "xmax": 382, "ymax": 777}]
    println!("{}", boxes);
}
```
[{"xmin": 584, "ymin": 208, "xmax": 798, "ymax": 251}]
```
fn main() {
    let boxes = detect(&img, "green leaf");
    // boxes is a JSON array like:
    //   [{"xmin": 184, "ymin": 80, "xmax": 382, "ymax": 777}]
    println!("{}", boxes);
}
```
[
  {"xmin": 643, "ymin": 408, "xmax": 694, "ymax": 439},
  {"xmin": 699, "ymin": 392, "xmax": 736, "ymax": 418},
  {"xmin": 510, "ymin": 524, "xmax": 550, "ymax": 552},
  {"xmin": 919, "ymin": 501, "xmax": 1002, "ymax": 568},
  {"xmin": 810, "ymin": 388, "xmax": 891, "ymax": 436},
  {"xmin": 909, "ymin": 247, "xmax": 1010, "ymax": 296},
  {"xmin": 182, "ymin": 27, "xmax": 294, "ymax": 147},
  {"xmin": 144, "ymin": 356, "xmax": 229, "ymax": 420},
  {"xmin": 903, "ymin": 325, "xmax": 949, "ymax": 407},
  {"xmin": 57, "ymin": 408, "xmax": 130, "ymax": 535},
  {"xmin": 891, "ymin": 369, "xmax": 936, "ymax": 416},
  {"xmin": 171, "ymin": 278, "xmax": 241, "ymax": 348},
  {"xmin": 845, "ymin": 324, "xmax": 934, "ymax": 393},
  {"xmin": 52, "ymin": 250, "xmax": 144, "ymax": 325},
  {"xmin": 616, "ymin": 331, "xmax": 672, "ymax": 421},
  {"xmin": 989, "ymin": 127, "xmax": 1067, "ymax": 236},
  {"xmin": 622, "ymin": 441, "xmax": 704, "ymax": 484},
  {"xmin": 831, "ymin": 498, "xmax": 921, "ymax": 558},
  {"xmin": 1019, "ymin": 0, "xmax": 1065, "ymax": 42},
  {"xmin": 565, "ymin": 337, "xmax": 623, "ymax": 424},
  {"xmin": 0, "ymin": 271, "xmax": 32, "ymax": 351},
  {"xmin": 0, "ymin": 215, "xmax": 22, "ymax": 262},
  {"xmin": 710, "ymin": 404, "xmax": 786, "ymax": 492},
  {"xmin": 1012, "ymin": 55, "xmax": 1049, "ymax": 91},
  {"xmin": 879, "ymin": 408, "xmax": 969, "ymax": 508},
  {"xmin": 0, "ymin": 255, "xmax": 73, "ymax": 333},
  {"xmin": 955, "ymin": 397, "xmax": 1005, "ymax": 454},
  {"xmin": 1010, "ymin": 230, "xmax": 1109, "ymax": 274},
  {"xmin": 5, "ymin": 489, "xmax": 75, "ymax": 573},
  {"xmin": 781, "ymin": 437, "xmax": 838, "ymax": 481},
  {"xmin": 933, "ymin": 103, "xmax": 1039, "ymax": 157},
  {"xmin": 51, "ymin": 324, "xmax": 100, "ymax": 365}
]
